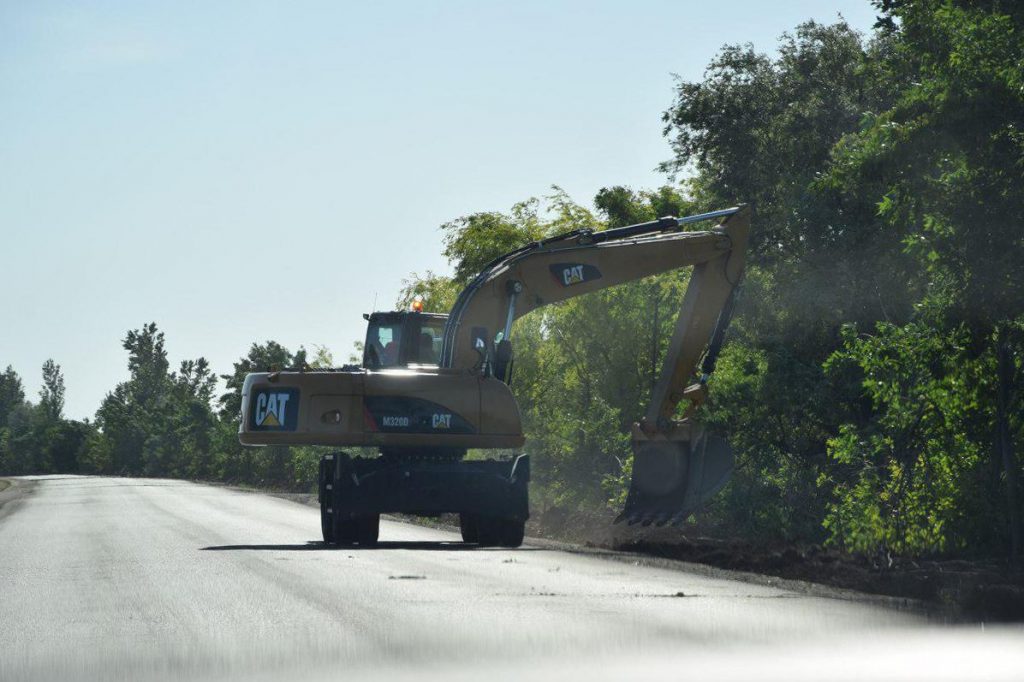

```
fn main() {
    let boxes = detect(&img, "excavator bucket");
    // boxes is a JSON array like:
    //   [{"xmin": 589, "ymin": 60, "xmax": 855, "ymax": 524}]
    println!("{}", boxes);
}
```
[{"xmin": 616, "ymin": 430, "xmax": 734, "ymax": 526}]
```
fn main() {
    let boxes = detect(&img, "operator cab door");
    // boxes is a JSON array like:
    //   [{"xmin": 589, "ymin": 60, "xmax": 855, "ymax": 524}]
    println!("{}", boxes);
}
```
[{"xmin": 363, "ymin": 312, "xmax": 447, "ymax": 369}]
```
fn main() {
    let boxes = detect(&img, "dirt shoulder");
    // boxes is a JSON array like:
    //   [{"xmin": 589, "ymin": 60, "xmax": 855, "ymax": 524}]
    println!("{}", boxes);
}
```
[
  {"xmin": 529, "ymin": 506, "xmax": 1024, "ymax": 623},
  {"xmin": 0, "ymin": 477, "xmax": 34, "ymax": 523}
]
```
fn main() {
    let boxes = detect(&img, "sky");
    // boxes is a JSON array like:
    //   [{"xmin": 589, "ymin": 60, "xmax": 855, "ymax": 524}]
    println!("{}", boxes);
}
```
[{"xmin": 0, "ymin": 1, "xmax": 880, "ymax": 420}]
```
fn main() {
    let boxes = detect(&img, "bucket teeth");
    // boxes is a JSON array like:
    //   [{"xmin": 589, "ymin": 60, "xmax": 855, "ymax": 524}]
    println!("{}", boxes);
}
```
[{"xmin": 616, "ymin": 484, "xmax": 695, "ymax": 528}]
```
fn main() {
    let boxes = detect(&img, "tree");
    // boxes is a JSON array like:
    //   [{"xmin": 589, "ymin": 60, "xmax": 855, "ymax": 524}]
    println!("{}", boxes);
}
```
[
  {"xmin": 39, "ymin": 359, "xmax": 65, "ymax": 422},
  {"xmin": 219, "ymin": 341, "xmax": 302, "ymax": 422},
  {"xmin": 441, "ymin": 198, "xmax": 551, "ymax": 286},
  {"xmin": 92, "ymin": 323, "xmax": 219, "ymax": 478},
  {"xmin": 396, "ymin": 271, "xmax": 459, "ymax": 313},
  {"xmin": 216, "ymin": 341, "xmax": 312, "ymax": 488},
  {"xmin": 654, "ymin": 20, "xmax": 912, "ymax": 539},
  {"xmin": 0, "ymin": 402, "xmax": 38, "ymax": 474},
  {"xmin": 94, "ymin": 323, "xmax": 171, "ymax": 474},
  {"xmin": 168, "ymin": 358, "xmax": 218, "ymax": 479},
  {"xmin": 820, "ymin": 0, "xmax": 1024, "ymax": 559},
  {"xmin": 0, "ymin": 366, "xmax": 25, "ymax": 430}
]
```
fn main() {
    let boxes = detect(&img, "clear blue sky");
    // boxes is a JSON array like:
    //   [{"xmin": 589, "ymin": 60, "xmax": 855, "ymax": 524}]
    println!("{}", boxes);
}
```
[{"xmin": 1, "ymin": 1, "xmax": 879, "ymax": 420}]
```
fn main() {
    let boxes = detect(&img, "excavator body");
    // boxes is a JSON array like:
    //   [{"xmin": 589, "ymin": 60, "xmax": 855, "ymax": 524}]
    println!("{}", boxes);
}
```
[{"xmin": 239, "ymin": 206, "xmax": 750, "ymax": 545}]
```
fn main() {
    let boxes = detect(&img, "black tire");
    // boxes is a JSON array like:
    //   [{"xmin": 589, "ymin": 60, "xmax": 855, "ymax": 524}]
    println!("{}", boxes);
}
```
[
  {"xmin": 319, "ymin": 455, "xmax": 336, "ymax": 544},
  {"xmin": 459, "ymin": 513, "xmax": 479, "ymax": 544},
  {"xmin": 333, "ymin": 515, "xmax": 357, "ymax": 545},
  {"xmin": 475, "ymin": 516, "xmax": 501, "ymax": 547},
  {"xmin": 321, "ymin": 505, "xmax": 335, "ymax": 544},
  {"xmin": 499, "ymin": 519, "xmax": 525, "ymax": 548},
  {"xmin": 355, "ymin": 514, "xmax": 380, "ymax": 546}
]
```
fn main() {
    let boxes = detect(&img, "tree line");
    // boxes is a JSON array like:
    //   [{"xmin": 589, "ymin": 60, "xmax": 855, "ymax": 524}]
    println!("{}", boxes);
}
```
[
  {"xmin": 0, "ymin": 330, "xmax": 330, "ymax": 492},
  {"xmin": 2, "ymin": 1, "xmax": 1022, "ymax": 563}
]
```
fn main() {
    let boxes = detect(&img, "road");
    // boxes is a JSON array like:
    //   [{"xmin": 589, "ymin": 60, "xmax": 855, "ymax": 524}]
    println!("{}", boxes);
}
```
[{"xmin": 0, "ymin": 476, "xmax": 1021, "ymax": 682}]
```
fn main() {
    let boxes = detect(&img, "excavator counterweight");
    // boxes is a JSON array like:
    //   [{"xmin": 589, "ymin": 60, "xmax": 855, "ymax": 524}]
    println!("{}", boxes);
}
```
[{"xmin": 239, "ymin": 206, "xmax": 750, "ymax": 543}]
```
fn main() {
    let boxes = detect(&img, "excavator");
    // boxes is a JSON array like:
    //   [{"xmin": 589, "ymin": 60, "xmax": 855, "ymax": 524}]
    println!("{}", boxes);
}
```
[{"xmin": 239, "ymin": 205, "xmax": 750, "ymax": 547}]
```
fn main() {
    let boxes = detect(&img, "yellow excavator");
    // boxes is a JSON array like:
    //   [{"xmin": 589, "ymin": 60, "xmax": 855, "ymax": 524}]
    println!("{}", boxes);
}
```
[{"xmin": 239, "ymin": 206, "xmax": 750, "ymax": 547}]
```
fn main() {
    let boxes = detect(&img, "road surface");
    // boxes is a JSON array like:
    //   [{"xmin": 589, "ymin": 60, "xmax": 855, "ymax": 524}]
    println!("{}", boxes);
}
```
[{"xmin": 0, "ymin": 476, "xmax": 1021, "ymax": 681}]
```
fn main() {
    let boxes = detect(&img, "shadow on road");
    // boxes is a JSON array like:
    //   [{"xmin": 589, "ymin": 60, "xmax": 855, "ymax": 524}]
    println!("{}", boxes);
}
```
[{"xmin": 201, "ymin": 540, "xmax": 544, "ymax": 552}]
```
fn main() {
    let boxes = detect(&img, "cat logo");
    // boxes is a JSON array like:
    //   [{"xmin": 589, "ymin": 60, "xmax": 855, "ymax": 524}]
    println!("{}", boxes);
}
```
[
  {"xmin": 549, "ymin": 262, "xmax": 601, "ymax": 287},
  {"xmin": 253, "ymin": 390, "xmax": 296, "ymax": 429},
  {"xmin": 432, "ymin": 413, "xmax": 452, "ymax": 429},
  {"xmin": 562, "ymin": 265, "xmax": 585, "ymax": 286}
]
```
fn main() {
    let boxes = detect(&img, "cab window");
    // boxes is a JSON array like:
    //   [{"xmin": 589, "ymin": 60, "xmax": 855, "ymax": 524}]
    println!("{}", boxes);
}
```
[
  {"xmin": 415, "ymin": 318, "xmax": 445, "ymax": 365},
  {"xmin": 365, "ymin": 322, "xmax": 402, "ymax": 368}
]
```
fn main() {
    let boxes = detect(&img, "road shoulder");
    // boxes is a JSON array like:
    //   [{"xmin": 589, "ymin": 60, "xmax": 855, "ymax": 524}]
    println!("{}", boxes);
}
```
[{"xmin": 0, "ymin": 478, "xmax": 34, "ymax": 523}]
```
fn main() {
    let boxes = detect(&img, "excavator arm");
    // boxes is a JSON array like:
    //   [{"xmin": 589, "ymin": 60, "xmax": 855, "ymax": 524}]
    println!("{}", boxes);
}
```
[{"xmin": 441, "ymin": 206, "xmax": 751, "ymax": 526}]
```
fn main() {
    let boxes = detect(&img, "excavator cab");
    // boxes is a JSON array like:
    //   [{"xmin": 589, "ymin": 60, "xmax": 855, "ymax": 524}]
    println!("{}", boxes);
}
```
[{"xmin": 362, "ymin": 311, "xmax": 448, "ymax": 368}]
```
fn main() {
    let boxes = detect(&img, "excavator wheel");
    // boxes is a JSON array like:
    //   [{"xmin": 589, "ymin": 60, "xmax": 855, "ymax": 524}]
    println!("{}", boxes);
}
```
[
  {"xmin": 332, "ymin": 514, "xmax": 378, "ymax": 547},
  {"xmin": 472, "ymin": 516, "xmax": 524, "ymax": 548},
  {"xmin": 459, "ymin": 513, "xmax": 479, "ymax": 544},
  {"xmin": 319, "ymin": 454, "xmax": 336, "ymax": 544},
  {"xmin": 498, "ymin": 519, "xmax": 525, "ymax": 548},
  {"xmin": 355, "ymin": 514, "xmax": 380, "ymax": 546},
  {"xmin": 474, "ymin": 516, "xmax": 499, "ymax": 547},
  {"xmin": 333, "ymin": 516, "xmax": 358, "ymax": 545}
]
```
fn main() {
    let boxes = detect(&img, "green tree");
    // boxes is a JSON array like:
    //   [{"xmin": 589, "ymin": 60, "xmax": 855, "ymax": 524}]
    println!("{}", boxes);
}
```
[
  {"xmin": 216, "ymin": 341, "xmax": 311, "ymax": 488},
  {"xmin": 92, "ymin": 323, "xmax": 218, "ymax": 478},
  {"xmin": 0, "ymin": 366, "xmax": 25, "ymax": 429},
  {"xmin": 655, "ymin": 20, "xmax": 912, "ymax": 539},
  {"xmin": 94, "ymin": 323, "xmax": 170, "ymax": 474},
  {"xmin": 0, "ymin": 402, "xmax": 38, "ymax": 474},
  {"xmin": 219, "ymin": 341, "xmax": 302, "ymax": 422},
  {"xmin": 396, "ymin": 271, "xmax": 459, "ymax": 313},
  {"xmin": 167, "ymin": 358, "xmax": 218, "ymax": 479},
  {"xmin": 38, "ymin": 359, "xmax": 65, "ymax": 422},
  {"xmin": 820, "ymin": 0, "xmax": 1024, "ymax": 558},
  {"xmin": 441, "ymin": 198, "xmax": 550, "ymax": 286}
]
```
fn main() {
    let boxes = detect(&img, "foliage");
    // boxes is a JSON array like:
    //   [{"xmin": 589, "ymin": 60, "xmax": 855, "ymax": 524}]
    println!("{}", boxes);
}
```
[
  {"xmin": 0, "ymin": 366, "xmax": 25, "ymax": 430},
  {"xmin": 38, "ymin": 360, "xmax": 64, "ymax": 421},
  {"xmin": 396, "ymin": 271, "xmax": 460, "ymax": 313},
  {"xmin": 815, "ymin": 0, "xmax": 1024, "ymax": 556},
  {"xmin": 219, "ymin": 341, "xmax": 300, "ymax": 421},
  {"xmin": 822, "ymin": 323, "xmax": 989, "ymax": 554},
  {"xmin": 0, "ymin": 362, "xmax": 89, "ymax": 475},
  {"xmin": 651, "ymin": 19, "xmax": 913, "ymax": 540}
]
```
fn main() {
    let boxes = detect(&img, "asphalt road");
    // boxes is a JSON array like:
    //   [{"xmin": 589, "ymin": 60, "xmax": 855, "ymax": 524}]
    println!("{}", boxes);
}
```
[{"xmin": 1, "ymin": 476, "xmax": 1021, "ymax": 682}]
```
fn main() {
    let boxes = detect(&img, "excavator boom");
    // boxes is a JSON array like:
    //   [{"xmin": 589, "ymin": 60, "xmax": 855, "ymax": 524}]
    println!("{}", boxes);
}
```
[{"xmin": 437, "ymin": 205, "xmax": 750, "ymax": 525}]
